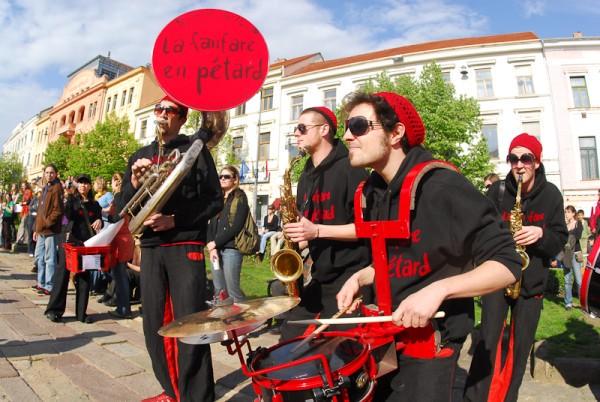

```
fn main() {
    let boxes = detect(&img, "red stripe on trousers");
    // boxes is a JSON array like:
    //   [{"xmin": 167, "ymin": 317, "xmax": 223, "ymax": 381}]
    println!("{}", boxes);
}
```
[
  {"xmin": 488, "ymin": 316, "xmax": 516, "ymax": 402},
  {"xmin": 163, "ymin": 290, "xmax": 180, "ymax": 401}
]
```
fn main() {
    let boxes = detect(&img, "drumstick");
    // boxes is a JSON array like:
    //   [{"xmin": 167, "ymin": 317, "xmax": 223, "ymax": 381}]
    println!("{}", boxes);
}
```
[
  {"xmin": 290, "ymin": 296, "xmax": 362, "ymax": 353},
  {"xmin": 287, "ymin": 311, "xmax": 446, "ymax": 326}
]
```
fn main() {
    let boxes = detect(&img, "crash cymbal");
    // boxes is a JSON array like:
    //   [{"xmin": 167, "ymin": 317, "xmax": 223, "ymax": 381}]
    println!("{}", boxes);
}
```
[{"xmin": 158, "ymin": 296, "xmax": 300, "ymax": 338}]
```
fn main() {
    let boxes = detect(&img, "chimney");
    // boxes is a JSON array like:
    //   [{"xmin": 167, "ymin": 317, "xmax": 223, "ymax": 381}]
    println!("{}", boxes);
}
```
[{"xmin": 573, "ymin": 31, "xmax": 583, "ymax": 39}]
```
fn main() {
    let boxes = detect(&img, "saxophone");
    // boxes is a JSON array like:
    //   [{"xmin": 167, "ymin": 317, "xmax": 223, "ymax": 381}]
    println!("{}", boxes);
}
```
[
  {"xmin": 505, "ymin": 174, "xmax": 530, "ymax": 299},
  {"xmin": 270, "ymin": 154, "xmax": 305, "ymax": 297}
]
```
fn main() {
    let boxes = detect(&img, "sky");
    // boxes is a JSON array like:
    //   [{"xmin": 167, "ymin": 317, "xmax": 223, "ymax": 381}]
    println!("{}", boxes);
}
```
[{"xmin": 1, "ymin": 0, "xmax": 599, "ymax": 146}]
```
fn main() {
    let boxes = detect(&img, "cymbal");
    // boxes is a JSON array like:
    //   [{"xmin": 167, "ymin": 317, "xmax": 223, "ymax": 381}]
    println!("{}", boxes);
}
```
[{"xmin": 158, "ymin": 296, "xmax": 300, "ymax": 339}]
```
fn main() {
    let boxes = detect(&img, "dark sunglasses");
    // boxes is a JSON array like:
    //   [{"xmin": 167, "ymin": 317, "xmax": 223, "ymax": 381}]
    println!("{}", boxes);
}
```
[
  {"xmin": 154, "ymin": 104, "xmax": 181, "ymax": 116},
  {"xmin": 294, "ymin": 123, "xmax": 324, "ymax": 135},
  {"xmin": 506, "ymin": 153, "xmax": 535, "ymax": 165},
  {"xmin": 219, "ymin": 174, "xmax": 233, "ymax": 180},
  {"xmin": 345, "ymin": 116, "xmax": 383, "ymax": 136}
]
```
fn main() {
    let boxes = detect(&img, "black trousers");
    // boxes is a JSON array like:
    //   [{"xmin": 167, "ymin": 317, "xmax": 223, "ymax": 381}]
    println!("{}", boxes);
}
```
[
  {"xmin": 464, "ymin": 291, "xmax": 542, "ymax": 402},
  {"xmin": 45, "ymin": 245, "xmax": 91, "ymax": 321},
  {"xmin": 141, "ymin": 244, "xmax": 215, "ymax": 402}
]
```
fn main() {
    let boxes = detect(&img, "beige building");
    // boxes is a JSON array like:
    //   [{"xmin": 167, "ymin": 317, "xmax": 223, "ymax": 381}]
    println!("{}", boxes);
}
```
[
  {"xmin": 103, "ymin": 66, "xmax": 164, "ymax": 135},
  {"xmin": 29, "ymin": 107, "xmax": 52, "ymax": 182}
]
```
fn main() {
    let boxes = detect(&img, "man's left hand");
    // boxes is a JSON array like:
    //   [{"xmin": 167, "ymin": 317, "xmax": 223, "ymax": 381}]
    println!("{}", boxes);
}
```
[
  {"xmin": 514, "ymin": 225, "xmax": 543, "ymax": 246},
  {"xmin": 284, "ymin": 217, "xmax": 318, "ymax": 242},
  {"xmin": 143, "ymin": 213, "xmax": 175, "ymax": 232}
]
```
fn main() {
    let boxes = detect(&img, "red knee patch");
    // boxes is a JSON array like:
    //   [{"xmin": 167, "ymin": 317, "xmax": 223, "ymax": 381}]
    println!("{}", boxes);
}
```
[{"xmin": 186, "ymin": 252, "xmax": 204, "ymax": 261}]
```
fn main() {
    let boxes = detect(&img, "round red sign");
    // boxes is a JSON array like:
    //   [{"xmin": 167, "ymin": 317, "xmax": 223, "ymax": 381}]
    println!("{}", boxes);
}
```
[{"xmin": 152, "ymin": 9, "xmax": 269, "ymax": 111}]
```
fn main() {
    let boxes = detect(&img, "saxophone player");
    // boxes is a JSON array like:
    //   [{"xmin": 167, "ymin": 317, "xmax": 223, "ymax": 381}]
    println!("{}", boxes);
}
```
[
  {"xmin": 465, "ymin": 133, "xmax": 568, "ymax": 402},
  {"xmin": 118, "ymin": 96, "xmax": 223, "ymax": 402},
  {"xmin": 280, "ymin": 106, "xmax": 371, "ymax": 340}
]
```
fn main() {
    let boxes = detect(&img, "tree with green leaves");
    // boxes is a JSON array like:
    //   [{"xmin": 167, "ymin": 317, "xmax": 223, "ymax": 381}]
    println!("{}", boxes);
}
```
[
  {"xmin": 43, "ymin": 136, "xmax": 72, "ymax": 177},
  {"xmin": 345, "ymin": 63, "xmax": 491, "ymax": 188},
  {"xmin": 44, "ymin": 114, "xmax": 139, "ymax": 180},
  {"xmin": 0, "ymin": 153, "xmax": 24, "ymax": 190}
]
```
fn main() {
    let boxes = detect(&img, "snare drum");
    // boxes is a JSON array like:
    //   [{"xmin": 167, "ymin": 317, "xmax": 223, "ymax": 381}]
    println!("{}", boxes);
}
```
[
  {"xmin": 250, "ymin": 331, "xmax": 376, "ymax": 402},
  {"xmin": 581, "ymin": 243, "xmax": 600, "ymax": 317}
]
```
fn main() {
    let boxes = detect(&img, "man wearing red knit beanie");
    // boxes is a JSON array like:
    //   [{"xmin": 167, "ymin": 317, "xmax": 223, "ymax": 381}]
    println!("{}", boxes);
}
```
[
  {"xmin": 277, "ymin": 105, "xmax": 372, "ymax": 339},
  {"xmin": 466, "ymin": 133, "xmax": 568, "ymax": 402}
]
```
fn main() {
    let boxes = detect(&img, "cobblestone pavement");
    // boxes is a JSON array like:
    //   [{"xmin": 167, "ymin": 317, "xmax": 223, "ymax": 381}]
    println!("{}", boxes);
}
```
[{"xmin": 0, "ymin": 250, "xmax": 598, "ymax": 401}]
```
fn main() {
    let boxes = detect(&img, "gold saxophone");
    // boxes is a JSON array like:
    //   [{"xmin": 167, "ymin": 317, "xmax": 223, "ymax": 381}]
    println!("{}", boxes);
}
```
[
  {"xmin": 270, "ymin": 154, "xmax": 305, "ymax": 297},
  {"xmin": 505, "ymin": 174, "xmax": 530, "ymax": 299}
]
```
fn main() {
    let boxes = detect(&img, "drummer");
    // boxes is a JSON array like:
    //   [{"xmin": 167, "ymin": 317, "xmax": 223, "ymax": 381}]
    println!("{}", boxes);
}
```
[
  {"xmin": 281, "ymin": 106, "xmax": 371, "ymax": 339},
  {"xmin": 336, "ymin": 91, "xmax": 522, "ymax": 401}
]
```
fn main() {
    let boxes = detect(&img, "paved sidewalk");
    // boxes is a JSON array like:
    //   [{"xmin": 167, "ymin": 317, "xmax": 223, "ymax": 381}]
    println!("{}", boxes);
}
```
[{"xmin": 1, "ymin": 250, "xmax": 599, "ymax": 401}]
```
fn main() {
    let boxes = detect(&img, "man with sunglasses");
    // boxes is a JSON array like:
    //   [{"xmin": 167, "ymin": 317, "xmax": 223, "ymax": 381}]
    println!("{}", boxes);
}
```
[
  {"xmin": 465, "ymin": 133, "xmax": 567, "ymax": 402},
  {"xmin": 336, "ymin": 91, "xmax": 522, "ymax": 401},
  {"xmin": 280, "ymin": 106, "xmax": 371, "ymax": 340},
  {"xmin": 118, "ymin": 95, "xmax": 223, "ymax": 402}
]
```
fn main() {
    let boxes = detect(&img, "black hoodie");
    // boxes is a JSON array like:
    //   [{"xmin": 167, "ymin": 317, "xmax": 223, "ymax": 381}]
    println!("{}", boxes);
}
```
[
  {"xmin": 118, "ymin": 132, "xmax": 223, "ymax": 247},
  {"xmin": 295, "ymin": 139, "xmax": 371, "ymax": 284},
  {"xmin": 361, "ymin": 146, "xmax": 522, "ymax": 342},
  {"xmin": 486, "ymin": 164, "xmax": 567, "ymax": 297}
]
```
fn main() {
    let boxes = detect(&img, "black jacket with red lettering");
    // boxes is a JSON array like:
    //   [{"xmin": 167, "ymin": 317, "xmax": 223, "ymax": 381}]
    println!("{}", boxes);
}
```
[
  {"xmin": 296, "ymin": 139, "xmax": 370, "ymax": 284},
  {"xmin": 361, "ymin": 146, "xmax": 522, "ymax": 343},
  {"xmin": 486, "ymin": 164, "xmax": 567, "ymax": 297},
  {"xmin": 118, "ymin": 132, "xmax": 223, "ymax": 247}
]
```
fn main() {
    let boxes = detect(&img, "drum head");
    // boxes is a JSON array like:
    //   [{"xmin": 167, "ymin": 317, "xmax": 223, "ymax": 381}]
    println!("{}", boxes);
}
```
[{"xmin": 254, "ymin": 336, "xmax": 365, "ymax": 380}]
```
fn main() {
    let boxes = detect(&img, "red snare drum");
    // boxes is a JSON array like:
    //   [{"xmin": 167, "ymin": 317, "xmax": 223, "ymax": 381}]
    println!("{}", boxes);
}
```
[
  {"xmin": 581, "ymin": 245, "xmax": 600, "ymax": 317},
  {"xmin": 249, "ymin": 332, "xmax": 376, "ymax": 402}
]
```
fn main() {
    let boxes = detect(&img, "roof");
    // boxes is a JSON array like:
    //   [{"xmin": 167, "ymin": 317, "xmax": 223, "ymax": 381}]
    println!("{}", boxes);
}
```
[
  {"xmin": 270, "ymin": 53, "xmax": 322, "ymax": 69},
  {"xmin": 292, "ymin": 32, "xmax": 539, "ymax": 76}
]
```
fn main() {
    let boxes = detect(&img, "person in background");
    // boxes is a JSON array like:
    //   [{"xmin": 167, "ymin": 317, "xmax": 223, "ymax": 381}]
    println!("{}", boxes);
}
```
[
  {"xmin": 1, "ymin": 193, "xmax": 15, "ymax": 251},
  {"xmin": 563, "ymin": 205, "xmax": 583, "ymax": 310},
  {"xmin": 33, "ymin": 164, "xmax": 64, "ymax": 295},
  {"xmin": 483, "ymin": 173, "xmax": 500, "ymax": 190},
  {"xmin": 25, "ymin": 187, "xmax": 40, "ymax": 258},
  {"xmin": 577, "ymin": 209, "xmax": 591, "ymax": 258},
  {"xmin": 90, "ymin": 176, "xmax": 112, "ymax": 295},
  {"xmin": 207, "ymin": 165, "xmax": 248, "ymax": 303},
  {"xmin": 45, "ymin": 174, "xmax": 102, "ymax": 323},
  {"xmin": 257, "ymin": 204, "xmax": 279, "ymax": 261}
]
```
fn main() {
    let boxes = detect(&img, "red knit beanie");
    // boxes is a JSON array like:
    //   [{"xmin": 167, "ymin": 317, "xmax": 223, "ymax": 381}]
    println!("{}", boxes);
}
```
[
  {"xmin": 302, "ymin": 106, "xmax": 338, "ymax": 132},
  {"xmin": 509, "ymin": 133, "xmax": 542, "ymax": 161},
  {"xmin": 375, "ymin": 92, "xmax": 425, "ymax": 147},
  {"xmin": 161, "ymin": 95, "xmax": 188, "ymax": 118}
]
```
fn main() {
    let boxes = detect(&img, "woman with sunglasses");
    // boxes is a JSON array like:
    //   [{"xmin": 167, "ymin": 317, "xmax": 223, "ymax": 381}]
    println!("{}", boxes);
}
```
[
  {"xmin": 206, "ymin": 165, "xmax": 248, "ymax": 303},
  {"xmin": 466, "ymin": 133, "xmax": 568, "ymax": 402}
]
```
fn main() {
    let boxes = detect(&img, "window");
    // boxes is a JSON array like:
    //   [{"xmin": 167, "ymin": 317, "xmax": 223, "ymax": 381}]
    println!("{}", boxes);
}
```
[
  {"xmin": 140, "ymin": 119, "xmax": 148, "ymax": 138},
  {"xmin": 522, "ymin": 121, "xmax": 540, "ymax": 139},
  {"xmin": 442, "ymin": 71, "xmax": 451, "ymax": 83},
  {"xmin": 482, "ymin": 123, "xmax": 498, "ymax": 158},
  {"xmin": 290, "ymin": 95, "xmax": 303, "ymax": 121},
  {"xmin": 233, "ymin": 136, "xmax": 243, "ymax": 160},
  {"xmin": 68, "ymin": 111, "xmax": 75, "ymax": 124},
  {"xmin": 323, "ymin": 88, "xmax": 337, "ymax": 111},
  {"xmin": 570, "ymin": 76, "xmax": 590, "ymax": 108},
  {"xmin": 78, "ymin": 106, "xmax": 85, "ymax": 122},
  {"xmin": 476, "ymin": 68, "xmax": 494, "ymax": 98},
  {"xmin": 88, "ymin": 103, "xmax": 93, "ymax": 118},
  {"xmin": 258, "ymin": 132, "xmax": 270, "ymax": 160},
  {"xmin": 579, "ymin": 137, "xmax": 599, "ymax": 180},
  {"xmin": 121, "ymin": 90, "xmax": 126, "ymax": 106},
  {"xmin": 112, "ymin": 95, "xmax": 117, "ymax": 110},
  {"xmin": 515, "ymin": 65, "xmax": 534, "ymax": 95},
  {"xmin": 261, "ymin": 87, "xmax": 273, "ymax": 111},
  {"xmin": 106, "ymin": 97, "xmax": 111, "ymax": 113},
  {"xmin": 234, "ymin": 103, "xmax": 246, "ymax": 116},
  {"xmin": 128, "ymin": 87, "xmax": 134, "ymax": 104},
  {"xmin": 93, "ymin": 101, "xmax": 97, "ymax": 117}
]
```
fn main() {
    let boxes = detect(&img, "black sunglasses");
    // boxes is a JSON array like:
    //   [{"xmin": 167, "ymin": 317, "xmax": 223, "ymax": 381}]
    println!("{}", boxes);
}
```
[
  {"xmin": 506, "ymin": 153, "xmax": 535, "ymax": 165},
  {"xmin": 345, "ymin": 116, "xmax": 383, "ymax": 136},
  {"xmin": 219, "ymin": 174, "xmax": 233, "ymax": 180},
  {"xmin": 154, "ymin": 104, "xmax": 181, "ymax": 115},
  {"xmin": 294, "ymin": 123, "xmax": 324, "ymax": 135}
]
